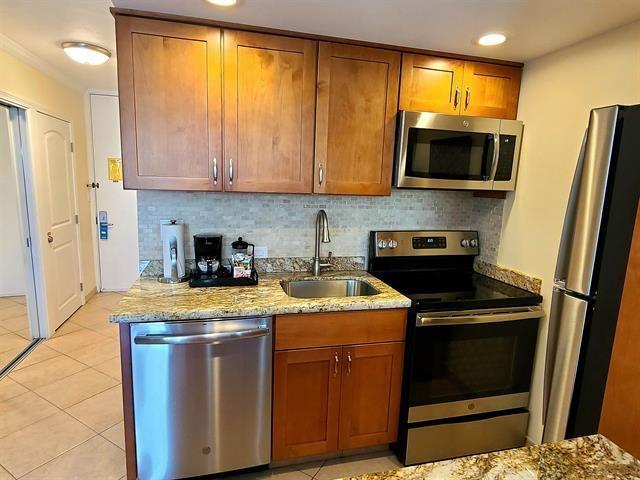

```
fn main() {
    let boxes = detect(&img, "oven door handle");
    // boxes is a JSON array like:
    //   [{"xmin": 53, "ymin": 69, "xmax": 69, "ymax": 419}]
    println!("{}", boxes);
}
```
[{"xmin": 416, "ymin": 307, "xmax": 544, "ymax": 327}]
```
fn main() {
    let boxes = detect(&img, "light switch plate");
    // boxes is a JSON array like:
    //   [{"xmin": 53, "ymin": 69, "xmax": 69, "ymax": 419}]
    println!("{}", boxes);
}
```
[{"xmin": 254, "ymin": 246, "xmax": 268, "ymax": 258}]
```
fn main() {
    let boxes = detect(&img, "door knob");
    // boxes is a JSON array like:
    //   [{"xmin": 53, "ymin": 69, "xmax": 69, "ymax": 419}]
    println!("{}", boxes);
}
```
[{"xmin": 47, "ymin": 232, "xmax": 54, "ymax": 244}]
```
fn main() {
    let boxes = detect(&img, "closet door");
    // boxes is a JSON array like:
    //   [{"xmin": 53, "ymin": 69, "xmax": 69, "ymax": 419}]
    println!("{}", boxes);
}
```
[{"xmin": 223, "ymin": 30, "xmax": 316, "ymax": 193}]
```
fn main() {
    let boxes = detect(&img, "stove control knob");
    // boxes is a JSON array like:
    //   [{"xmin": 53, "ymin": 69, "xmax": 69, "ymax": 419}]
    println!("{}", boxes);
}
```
[
  {"xmin": 377, "ymin": 240, "xmax": 387, "ymax": 249},
  {"xmin": 470, "ymin": 239, "xmax": 478, "ymax": 248},
  {"xmin": 461, "ymin": 239, "xmax": 471, "ymax": 248},
  {"xmin": 388, "ymin": 239, "xmax": 398, "ymax": 249}
]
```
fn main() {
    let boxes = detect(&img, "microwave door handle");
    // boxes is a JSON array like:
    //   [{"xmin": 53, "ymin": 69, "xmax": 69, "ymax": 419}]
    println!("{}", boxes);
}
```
[{"xmin": 488, "ymin": 133, "xmax": 500, "ymax": 181}]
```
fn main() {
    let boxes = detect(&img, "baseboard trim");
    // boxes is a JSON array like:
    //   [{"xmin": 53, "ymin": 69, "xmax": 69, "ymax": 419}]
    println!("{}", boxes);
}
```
[{"xmin": 84, "ymin": 287, "xmax": 98, "ymax": 302}]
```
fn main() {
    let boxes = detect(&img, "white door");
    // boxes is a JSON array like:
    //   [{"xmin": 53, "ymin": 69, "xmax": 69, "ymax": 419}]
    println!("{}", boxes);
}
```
[
  {"xmin": 90, "ymin": 94, "xmax": 139, "ymax": 291},
  {"xmin": 32, "ymin": 112, "xmax": 82, "ymax": 331}
]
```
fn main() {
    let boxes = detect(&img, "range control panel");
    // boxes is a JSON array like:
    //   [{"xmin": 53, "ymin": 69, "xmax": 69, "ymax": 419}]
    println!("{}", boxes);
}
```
[
  {"xmin": 412, "ymin": 236, "xmax": 447, "ymax": 249},
  {"xmin": 372, "ymin": 230, "xmax": 479, "ymax": 257}
]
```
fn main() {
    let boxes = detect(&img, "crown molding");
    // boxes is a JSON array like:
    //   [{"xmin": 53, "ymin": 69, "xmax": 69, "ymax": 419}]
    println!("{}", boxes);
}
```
[{"xmin": 0, "ymin": 33, "xmax": 83, "ymax": 92}]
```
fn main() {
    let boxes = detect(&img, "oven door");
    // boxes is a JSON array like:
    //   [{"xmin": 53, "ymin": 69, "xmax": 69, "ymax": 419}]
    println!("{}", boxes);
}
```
[
  {"xmin": 395, "ymin": 111, "xmax": 500, "ymax": 190},
  {"xmin": 408, "ymin": 306, "xmax": 543, "ymax": 423}
]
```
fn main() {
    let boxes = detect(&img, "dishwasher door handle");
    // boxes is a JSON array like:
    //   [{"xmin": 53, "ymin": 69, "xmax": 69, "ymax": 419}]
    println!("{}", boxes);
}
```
[{"xmin": 134, "ymin": 327, "xmax": 270, "ymax": 345}]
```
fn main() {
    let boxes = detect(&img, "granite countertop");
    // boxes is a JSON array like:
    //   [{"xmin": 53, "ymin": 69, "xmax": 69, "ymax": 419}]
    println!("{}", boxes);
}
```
[
  {"xmin": 340, "ymin": 435, "xmax": 640, "ymax": 480},
  {"xmin": 110, "ymin": 270, "xmax": 411, "ymax": 323}
]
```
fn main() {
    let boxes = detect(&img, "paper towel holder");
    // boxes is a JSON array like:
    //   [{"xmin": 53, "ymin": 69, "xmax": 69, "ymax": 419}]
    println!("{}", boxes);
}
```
[{"xmin": 158, "ymin": 220, "xmax": 190, "ymax": 284}]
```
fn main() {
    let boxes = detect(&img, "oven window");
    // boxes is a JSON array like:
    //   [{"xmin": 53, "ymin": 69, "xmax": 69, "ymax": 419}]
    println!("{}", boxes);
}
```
[
  {"xmin": 409, "ymin": 318, "xmax": 538, "ymax": 406},
  {"xmin": 405, "ymin": 128, "xmax": 495, "ymax": 181}
]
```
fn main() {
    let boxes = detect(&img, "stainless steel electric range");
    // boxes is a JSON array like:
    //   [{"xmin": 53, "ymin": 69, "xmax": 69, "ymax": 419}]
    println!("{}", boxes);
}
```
[{"xmin": 368, "ymin": 230, "xmax": 543, "ymax": 465}]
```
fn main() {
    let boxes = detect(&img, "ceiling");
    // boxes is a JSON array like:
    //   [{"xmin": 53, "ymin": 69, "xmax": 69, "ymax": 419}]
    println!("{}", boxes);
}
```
[{"xmin": 2, "ymin": 0, "xmax": 640, "ymax": 91}]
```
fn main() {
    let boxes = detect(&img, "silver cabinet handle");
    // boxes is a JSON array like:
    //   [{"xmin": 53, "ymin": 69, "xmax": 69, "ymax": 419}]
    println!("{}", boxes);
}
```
[
  {"xmin": 333, "ymin": 351, "xmax": 339, "ymax": 377},
  {"xmin": 213, "ymin": 157, "xmax": 218, "ymax": 185},
  {"xmin": 464, "ymin": 87, "xmax": 471, "ymax": 110},
  {"xmin": 319, "ymin": 164, "xmax": 324, "ymax": 185},
  {"xmin": 453, "ymin": 86, "xmax": 461, "ymax": 109},
  {"xmin": 47, "ymin": 232, "xmax": 53, "ymax": 244},
  {"xmin": 134, "ymin": 327, "xmax": 269, "ymax": 345},
  {"xmin": 229, "ymin": 158, "xmax": 233, "ymax": 185},
  {"xmin": 346, "ymin": 352, "xmax": 352, "ymax": 375}
]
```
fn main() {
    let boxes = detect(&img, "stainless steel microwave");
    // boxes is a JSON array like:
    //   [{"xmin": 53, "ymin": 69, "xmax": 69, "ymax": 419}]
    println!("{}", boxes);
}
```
[{"xmin": 394, "ymin": 111, "xmax": 524, "ymax": 191}]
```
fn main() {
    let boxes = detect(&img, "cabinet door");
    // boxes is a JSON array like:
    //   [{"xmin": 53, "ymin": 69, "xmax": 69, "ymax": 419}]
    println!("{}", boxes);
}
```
[
  {"xmin": 223, "ymin": 31, "xmax": 316, "ymax": 193},
  {"xmin": 399, "ymin": 54, "xmax": 464, "ymax": 114},
  {"xmin": 315, "ymin": 43, "xmax": 400, "ymax": 196},
  {"xmin": 461, "ymin": 62, "xmax": 521, "ymax": 120},
  {"xmin": 273, "ymin": 347, "xmax": 342, "ymax": 460},
  {"xmin": 115, "ymin": 16, "xmax": 222, "ymax": 190},
  {"xmin": 339, "ymin": 342, "xmax": 404, "ymax": 450}
]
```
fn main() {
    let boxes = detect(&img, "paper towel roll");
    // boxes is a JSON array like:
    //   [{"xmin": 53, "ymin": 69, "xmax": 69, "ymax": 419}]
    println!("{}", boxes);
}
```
[{"xmin": 161, "ymin": 222, "xmax": 186, "ymax": 280}]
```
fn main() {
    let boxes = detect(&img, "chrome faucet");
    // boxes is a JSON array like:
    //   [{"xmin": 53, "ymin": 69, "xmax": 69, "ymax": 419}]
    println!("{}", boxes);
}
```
[{"xmin": 312, "ymin": 209, "xmax": 332, "ymax": 276}]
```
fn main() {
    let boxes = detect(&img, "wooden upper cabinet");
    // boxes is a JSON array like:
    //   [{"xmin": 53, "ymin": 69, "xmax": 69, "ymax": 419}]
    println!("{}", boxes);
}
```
[
  {"xmin": 339, "ymin": 342, "xmax": 404, "ymax": 450},
  {"xmin": 399, "ymin": 54, "xmax": 464, "ymax": 114},
  {"xmin": 314, "ymin": 42, "xmax": 400, "ymax": 196},
  {"xmin": 273, "ymin": 347, "xmax": 341, "ymax": 460},
  {"xmin": 223, "ymin": 31, "xmax": 317, "ymax": 193},
  {"xmin": 398, "ymin": 54, "xmax": 522, "ymax": 120},
  {"xmin": 461, "ymin": 61, "xmax": 521, "ymax": 120},
  {"xmin": 115, "ymin": 16, "xmax": 222, "ymax": 190}
]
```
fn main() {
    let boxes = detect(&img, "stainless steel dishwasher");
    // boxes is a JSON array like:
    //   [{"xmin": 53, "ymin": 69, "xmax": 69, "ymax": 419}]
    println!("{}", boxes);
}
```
[{"xmin": 130, "ymin": 316, "xmax": 272, "ymax": 480}]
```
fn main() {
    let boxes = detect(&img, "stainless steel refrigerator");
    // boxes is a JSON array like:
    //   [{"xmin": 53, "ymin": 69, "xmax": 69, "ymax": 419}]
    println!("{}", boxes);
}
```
[{"xmin": 543, "ymin": 104, "xmax": 640, "ymax": 442}]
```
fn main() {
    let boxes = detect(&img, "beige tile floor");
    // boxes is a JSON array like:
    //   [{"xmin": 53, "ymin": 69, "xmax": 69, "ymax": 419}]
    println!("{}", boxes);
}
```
[
  {"xmin": 0, "ymin": 293, "xmax": 402, "ymax": 480},
  {"xmin": 0, "ymin": 296, "xmax": 32, "ymax": 369}
]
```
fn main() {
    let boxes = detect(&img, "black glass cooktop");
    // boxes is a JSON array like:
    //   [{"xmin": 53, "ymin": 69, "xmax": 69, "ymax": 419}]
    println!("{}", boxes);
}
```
[{"xmin": 373, "ymin": 269, "xmax": 542, "ymax": 310}]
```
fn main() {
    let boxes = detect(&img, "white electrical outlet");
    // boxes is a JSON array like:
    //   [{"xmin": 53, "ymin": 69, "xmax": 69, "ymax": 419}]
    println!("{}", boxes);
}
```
[{"xmin": 254, "ymin": 246, "xmax": 268, "ymax": 258}]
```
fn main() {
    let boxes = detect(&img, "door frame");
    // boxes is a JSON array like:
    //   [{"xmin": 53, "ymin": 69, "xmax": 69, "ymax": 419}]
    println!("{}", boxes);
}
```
[
  {"xmin": 84, "ymin": 89, "xmax": 119, "ymax": 293},
  {"xmin": 0, "ymin": 88, "xmax": 85, "ymax": 338}
]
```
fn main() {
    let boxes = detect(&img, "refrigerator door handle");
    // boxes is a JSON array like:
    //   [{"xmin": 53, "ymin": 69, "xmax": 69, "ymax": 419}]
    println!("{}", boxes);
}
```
[
  {"xmin": 554, "ymin": 106, "xmax": 619, "ymax": 295},
  {"xmin": 554, "ymin": 131, "xmax": 587, "ymax": 286},
  {"xmin": 542, "ymin": 291, "xmax": 589, "ymax": 443}
]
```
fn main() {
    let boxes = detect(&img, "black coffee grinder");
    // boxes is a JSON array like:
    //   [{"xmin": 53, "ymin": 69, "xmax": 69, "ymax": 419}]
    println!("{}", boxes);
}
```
[{"xmin": 190, "ymin": 234, "xmax": 230, "ymax": 286}]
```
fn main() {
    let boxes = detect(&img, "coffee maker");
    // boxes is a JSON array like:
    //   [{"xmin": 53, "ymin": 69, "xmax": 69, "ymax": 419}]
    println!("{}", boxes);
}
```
[{"xmin": 192, "ymin": 234, "xmax": 227, "ymax": 279}]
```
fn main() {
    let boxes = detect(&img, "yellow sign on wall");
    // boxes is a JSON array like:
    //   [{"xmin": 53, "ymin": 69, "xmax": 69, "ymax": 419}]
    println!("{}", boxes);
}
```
[{"xmin": 108, "ymin": 157, "xmax": 122, "ymax": 182}]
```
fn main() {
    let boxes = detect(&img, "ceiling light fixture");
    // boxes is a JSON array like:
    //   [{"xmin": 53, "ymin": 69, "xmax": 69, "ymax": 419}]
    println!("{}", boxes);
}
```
[
  {"xmin": 205, "ymin": 0, "xmax": 237, "ymax": 6},
  {"xmin": 62, "ymin": 42, "xmax": 112, "ymax": 65},
  {"xmin": 477, "ymin": 33, "xmax": 507, "ymax": 46}
]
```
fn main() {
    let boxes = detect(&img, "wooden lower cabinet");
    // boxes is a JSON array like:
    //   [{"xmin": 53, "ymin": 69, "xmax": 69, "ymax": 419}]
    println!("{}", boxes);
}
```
[
  {"xmin": 272, "ymin": 341, "xmax": 405, "ymax": 460},
  {"xmin": 339, "ymin": 342, "xmax": 404, "ymax": 450},
  {"xmin": 273, "ymin": 347, "xmax": 341, "ymax": 459}
]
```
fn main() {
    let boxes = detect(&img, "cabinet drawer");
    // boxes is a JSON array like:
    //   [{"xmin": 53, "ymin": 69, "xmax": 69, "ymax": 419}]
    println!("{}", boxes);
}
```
[{"xmin": 275, "ymin": 309, "xmax": 407, "ymax": 350}]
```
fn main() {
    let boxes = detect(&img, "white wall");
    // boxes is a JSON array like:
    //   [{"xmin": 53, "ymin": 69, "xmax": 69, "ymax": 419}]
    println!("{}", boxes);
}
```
[
  {"xmin": 498, "ymin": 20, "xmax": 640, "ymax": 443},
  {"xmin": 0, "ymin": 105, "xmax": 26, "ymax": 296}
]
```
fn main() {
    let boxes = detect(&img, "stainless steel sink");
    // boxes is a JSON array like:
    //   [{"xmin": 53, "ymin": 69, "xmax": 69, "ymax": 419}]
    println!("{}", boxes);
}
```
[{"xmin": 280, "ymin": 279, "xmax": 380, "ymax": 298}]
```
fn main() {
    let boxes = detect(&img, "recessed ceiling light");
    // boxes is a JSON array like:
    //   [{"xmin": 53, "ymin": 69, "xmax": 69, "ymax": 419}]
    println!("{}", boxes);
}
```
[
  {"xmin": 205, "ymin": 0, "xmax": 237, "ymax": 6},
  {"xmin": 62, "ymin": 42, "xmax": 111, "ymax": 65},
  {"xmin": 478, "ymin": 33, "xmax": 507, "ymax": 46}
]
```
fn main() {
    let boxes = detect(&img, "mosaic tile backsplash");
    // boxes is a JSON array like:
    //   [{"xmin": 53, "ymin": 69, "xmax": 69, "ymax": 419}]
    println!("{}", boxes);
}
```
[{"xmin": 137, "ymin": 189, "xmax": 504, "ymax": 266}]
